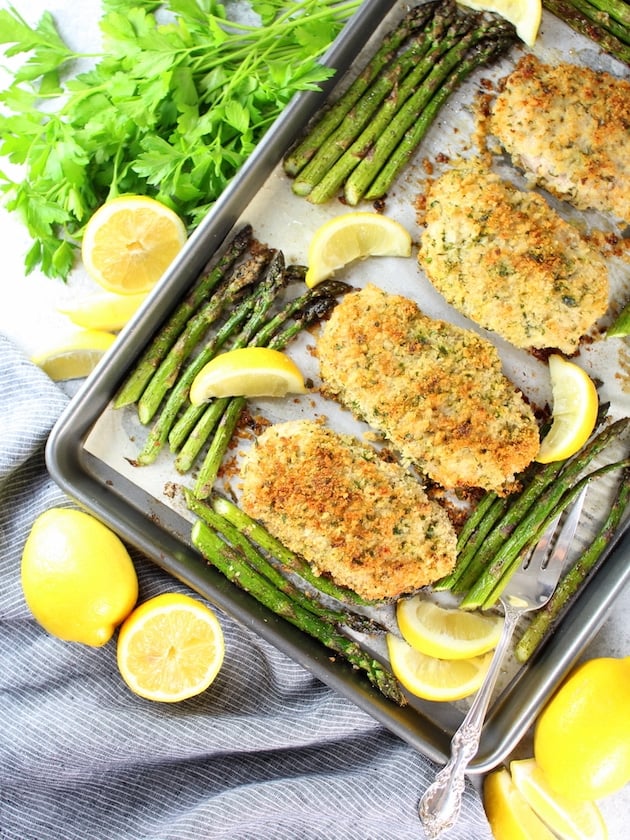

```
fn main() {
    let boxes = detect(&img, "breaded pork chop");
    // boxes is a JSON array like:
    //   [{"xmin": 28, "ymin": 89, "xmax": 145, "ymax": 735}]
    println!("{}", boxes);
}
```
[
  {"xmin": 488, "ymin": 54, "xmax": 630, "ymax": 224},
  {"xmin": 417, "ymin": 158, "xmax": 609, "ymax": 353},
  {"xmin": 317, "ymin": 284, "xmax": 539, "ymax": 495},
  {"xmin": 240, "ymin": 420, "xmax": 457, "ymax": 601}
]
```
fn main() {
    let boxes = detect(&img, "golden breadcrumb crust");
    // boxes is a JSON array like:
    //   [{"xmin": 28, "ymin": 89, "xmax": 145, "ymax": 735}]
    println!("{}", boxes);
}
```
[
  {"xmin": 317, "ymin": 284, "xmax": 539, "ymax": 494},
  {"xmin": 417, "ymin": 158, "xmax": 609, "ymax": 353},
  {"xmin": 240, "ymin": 419, "xmax": 457, "ymax": 601},
  {"xmin": 489, "ymin": 54, "xmax": 630, "ymax": 224}
]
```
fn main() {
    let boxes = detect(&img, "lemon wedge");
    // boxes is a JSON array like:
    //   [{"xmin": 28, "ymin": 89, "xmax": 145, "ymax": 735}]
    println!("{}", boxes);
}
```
[
  {"xmin": 81, "ymin": 195, "xmax": 188, "ymax": 294},
  {"xmin": 510, "ymin": 759, "xmax": 608, "ymax": 840},
  {"xmin": 536, "ymin": 355, "xmax": 598, "ymax": 463},
  {"xmin": 189, "ymin": 347, "xmax": 307, "ymax": 404},
  {"xmin": 117, "ymin": 592, "xmax": 225, "ymax": 703},
  {"xmin": 32, "ymin": 329, "xmax": 116, "ymax": 381},
  {"xmin": 457, "ymin": 0, "xmax": 542, "ymax": 46},
  {"xmin": 386, "ymin": 633, "xmax": 493, "ymax": 701},
  {"xmin": 304, "ymin": 211, "xmax": 412, "ymax": 288},
  {"xmin": 58, "ymin": 291, "xmax": 149, "ymax": 331},
  {"xmin": 396, "ymin": 596, "xmax": 504, "ymax": 660},
  {"xmin": 484, "ymin": 767, "xmax": 557, "ymax": 840}
]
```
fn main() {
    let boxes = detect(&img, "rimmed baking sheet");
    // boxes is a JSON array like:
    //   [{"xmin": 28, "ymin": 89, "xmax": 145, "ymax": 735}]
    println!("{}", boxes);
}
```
[{"xmin": 46, "ymin": 0, "xmax": 630, "ymax": 771}]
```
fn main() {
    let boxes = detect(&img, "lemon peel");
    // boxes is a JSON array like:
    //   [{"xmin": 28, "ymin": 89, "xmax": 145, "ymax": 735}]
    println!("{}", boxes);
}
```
[
  {"xmin": 483, "ymin": 767, "xmax": 557, "ymax": 840},
  {"xmin": 21, "ymin": 508, "xmax": 138, "ymax": 647},
  {"xmin": 510, "ymin": 758, "xmax": 608, "ymax": 840}
]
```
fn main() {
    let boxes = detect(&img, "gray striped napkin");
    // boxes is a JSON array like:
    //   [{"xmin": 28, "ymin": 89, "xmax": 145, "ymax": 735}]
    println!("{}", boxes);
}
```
[{"xmin": 0, "ymin": 333, "xmax": 492, "ymax": 840}]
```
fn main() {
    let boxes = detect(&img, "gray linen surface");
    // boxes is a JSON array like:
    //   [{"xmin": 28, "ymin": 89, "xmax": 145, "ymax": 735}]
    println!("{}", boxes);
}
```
[{"xmin": 0, "ymin": 333, "xmax": 493, "ymax": 840}]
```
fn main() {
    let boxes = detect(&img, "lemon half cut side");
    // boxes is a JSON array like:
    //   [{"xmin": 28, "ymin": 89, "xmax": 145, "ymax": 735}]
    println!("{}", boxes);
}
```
[
  {"xmin": 117, "ymin": 592, "xmax": 225, "ymax": 703},
  {"xmin": 81, "ymin": 195, "xmax": 188, "ymax": 294},
  {"xmin": 305, "ymin": 211, "xmax": 412, "ymax": 288}
]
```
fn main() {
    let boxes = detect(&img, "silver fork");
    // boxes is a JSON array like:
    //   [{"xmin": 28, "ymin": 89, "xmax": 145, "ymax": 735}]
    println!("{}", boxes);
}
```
[{"xmin": 418, "ymin": 485, "xmax": 588, "ymax": 839}]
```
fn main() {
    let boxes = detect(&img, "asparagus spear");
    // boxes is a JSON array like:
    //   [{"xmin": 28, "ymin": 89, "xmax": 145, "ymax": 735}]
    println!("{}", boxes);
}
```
[
  {"xmin": 562, "ymin": 0, "xmax": 630, "ymax": 43},
  {"xmin": 542, "ymin": 0, "xmax": 630, "ymax": 64},
  {"xmin": 172, "ymin": 281, "xmax": 348, "ymax": 471},
  {"xmin": 307, "ymin": 11, "xmax": 473, "ymax": 205},
  {"xmin": 173, "ymin": 398, "xmax": 230, "ymax": 472},
  {"xmin": 191, "ymin": 519, "xmax": 406, "ymax": 705},
  {"xmin": 362, "ymin": 32, "xmax": 514, "ymax": 201},
  {"xmin": 185, "ymin": 491, "xmax": 382, "ymax": 632},
  {"xmin": 113, "ymin": 225, "xmax": 252, "ymax": 408},
  {"xmin": 450, "ymin": 461, "xmax": 566, "ymax": 594},
  {"xmin": 169, "ymin": 275, "xmax": 347, "ymax": 456},
  {"xmin": 515, "ymin": 467, "xmax": 630, "ymax": 663},
  {"xmin": 212, "ymin": 494, "xmax": 382, "ymax": 607},
  {"xmin": 455, "ymin": 491, "xmax": 500, "ymax": 553},
  {"xmin": 136, "ymin": 251, "xmax": 287, "ymax": 465},
  {"xmin": 433, "ymin": 494, "xmax": 512, "ymax": 591},
  {"xmin": 459, "ymin": 417, "xmax": 630, "ymax": 609},
  {"xmin": 283, "ymin": 1, "xmax": 440, "ymax": 177},
  {"xmin": 585, "ymin": 0, "xmax": 630, "ymax": 25},
  {"xmin": 607, "ymin": 300, "xmax": 630, "ymax": 337},
  {"xmin": 345, "ymin": 18, "xmax": 515, "ymax": 205},
  {"xmin": 481, "ymin": 457, "xmax": 630, "ymax": 608},
  {"xmin": 460, "ymin": 436, "xmax": 630, "ymax": 611},
  {"xmin": 136, "ymin": 250, "xmax": 273, "ymax": 425},
  {"xmin": 190, "ymin": 293, "xmax": 343, "ymax": 493},
  {"xmin": 291, "ymin": 2, "xmax": 458, "ymax": 197}
]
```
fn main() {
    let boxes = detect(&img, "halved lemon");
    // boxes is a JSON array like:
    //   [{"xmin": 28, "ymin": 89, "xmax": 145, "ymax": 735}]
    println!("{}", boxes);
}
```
[
  {"xmin": 117, "ymin": 592, "xmax": 225, "ymax": 703},
  {"xmin": 304, "ymin": 211, "xmax": 412, "ymax": 288},
  {"xmin": 386, "ymin": 633, "xmax": 493, "ymax": 701},
  {"xmin": 510, "ymin": 759, "xmax": 608, "ymax": 840},
  {"xmin": 81, "ymin": 195, "xmax": 188, "ymax": 294},
  {"xmin": 58, "ymin": 291, "xmax": 149, "ymax": 331},
  {"xmin": 536, "ymin": 355, "xmax": 598, "ymax": 463},
  {"xmin": 457, "ymin": 0, "xmax": 542, "ymax": 46},
  {"xmin": 189, "ymin": 347, "xmax": 307, "ymax": 404},
  {"xmin": 32, "ymin": 329, "xmax": 116, "ymax": 380},
  {"xmin": 396, "ymin": 596, "xmax": 504, "ymax": 660},
  {"xmin": 483, "ymin": 767, "xmax": 557, "ymax": 840}
]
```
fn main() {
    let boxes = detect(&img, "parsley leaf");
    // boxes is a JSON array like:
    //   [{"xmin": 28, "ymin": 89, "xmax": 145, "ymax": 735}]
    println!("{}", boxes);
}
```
[{"xmin": 0, "ymin": 0, "xmax": 360, "ymax": 280}]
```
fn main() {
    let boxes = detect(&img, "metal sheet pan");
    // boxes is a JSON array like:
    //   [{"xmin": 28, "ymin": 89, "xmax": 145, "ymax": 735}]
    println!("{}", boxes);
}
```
[{"xmin": 46, "ymin": 0, "xmax": 630, "ymax": 772}]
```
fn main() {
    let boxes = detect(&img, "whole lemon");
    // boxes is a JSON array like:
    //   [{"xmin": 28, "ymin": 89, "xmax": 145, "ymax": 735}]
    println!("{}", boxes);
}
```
[
  {"xmin": 21, "ymin": 508, "xmax": 138, "ymax": 647},
  {"xmin": 534, "ymin": 656, "xmax": 630, "ymax": 801}
]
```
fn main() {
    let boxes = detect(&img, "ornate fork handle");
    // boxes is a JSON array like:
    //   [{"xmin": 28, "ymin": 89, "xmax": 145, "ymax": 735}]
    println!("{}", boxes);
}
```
[{"xmin": 419, "ymin": 607, "xmax": 520, "ymax": 838}]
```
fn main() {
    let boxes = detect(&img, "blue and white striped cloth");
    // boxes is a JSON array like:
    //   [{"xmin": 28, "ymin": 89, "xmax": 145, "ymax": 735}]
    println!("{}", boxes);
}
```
[{"xmin": 0, "ymin": 333, "xmax": 493, "ymax": 840}]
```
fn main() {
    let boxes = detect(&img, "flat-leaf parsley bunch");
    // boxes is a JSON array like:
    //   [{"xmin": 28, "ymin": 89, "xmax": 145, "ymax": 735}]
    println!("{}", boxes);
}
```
[{"xmin": 0, "ymin": 0, "xmax": 361, "ymax": 279}]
